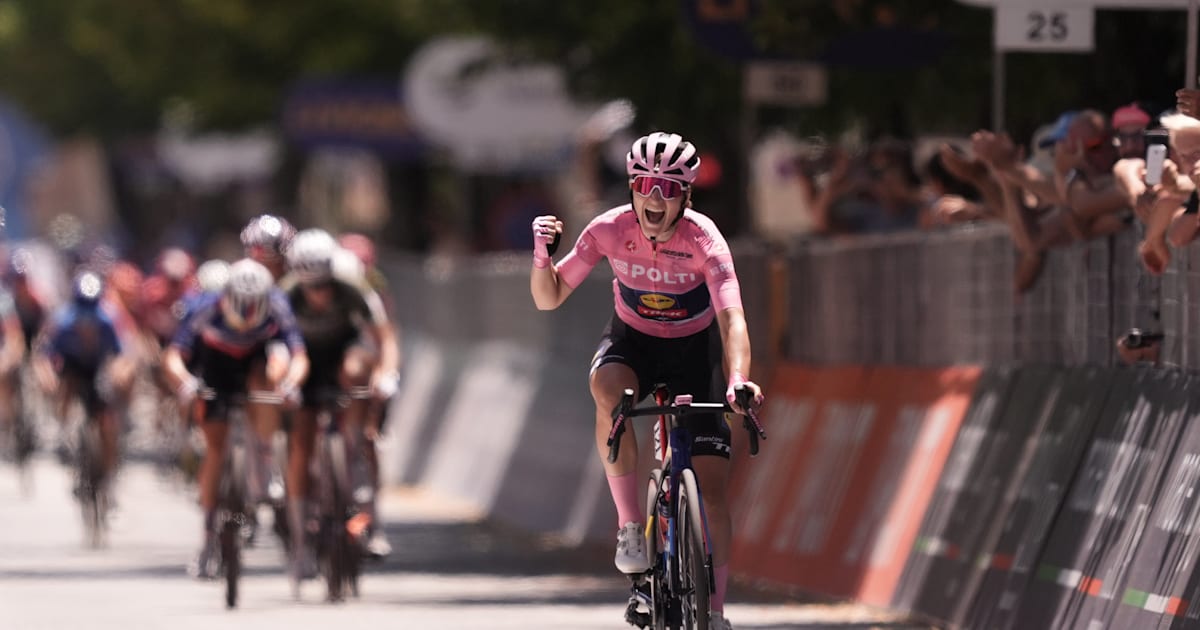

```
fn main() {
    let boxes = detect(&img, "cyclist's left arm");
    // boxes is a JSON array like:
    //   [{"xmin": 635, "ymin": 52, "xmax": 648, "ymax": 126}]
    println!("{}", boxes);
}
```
[
  {"xmin": 268, "ymin": 290, "xmax": 309, "ymax": 393},
  {"xmin": 703, "ymin": 243, "xmax": 764, "ymax": 414},
  {"xmin": 359, "ymin": 286, "xmax": 401, "ymax": 395}
]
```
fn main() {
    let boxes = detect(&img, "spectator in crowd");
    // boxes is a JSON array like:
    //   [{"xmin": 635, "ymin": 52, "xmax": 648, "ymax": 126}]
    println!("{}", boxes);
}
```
[
  {"xmin": 971, "ymin": 110, "xmax": 1131, "ymax": 291},
  {"xmin": 807, "ymin": 138, "xmax": 923, "ymax": 235},
  {"xmin": 1116, "ymin": 113, "xmax": 1200, "ymax": 273},
  {"xmin": 1049, "ymin": 109, "xmax": 1128, "ymax": 241},
  {"xmin": 1111, "ymin": 103, "xmax": 1152, "ymax": 160},
  {"xmin": 918, "ymin": 144, "xmax": 992, "ymax": 228}
]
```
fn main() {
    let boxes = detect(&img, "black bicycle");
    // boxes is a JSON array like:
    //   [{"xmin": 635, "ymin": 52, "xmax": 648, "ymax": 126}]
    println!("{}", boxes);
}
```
[
  {"xmin": 196, "ymin": 386, "xmax": 284, "ymax": 609},
  {"xmin": 60, "ymin": 372, "xmax": 116, "ymax": 549},
  {"xmin": 610, "ymin": 384, "xmax": 765, "ymax": 630},
  {"xmin": 297, "ymin": 384, "xmax": 372, "ymax": 603}
]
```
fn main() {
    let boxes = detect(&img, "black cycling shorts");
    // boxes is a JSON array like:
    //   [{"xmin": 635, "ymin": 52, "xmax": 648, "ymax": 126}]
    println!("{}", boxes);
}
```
[
  {"xmin": 190, "ymin": 343, "xmax": 266, "ymax": 422},
  {"xmin": 59, "ymin": 362, "xmax": 107, "ymax": 417},
  {"xmin": 590, "ymin": 313, "xmax": 731, "ymax": 459}
]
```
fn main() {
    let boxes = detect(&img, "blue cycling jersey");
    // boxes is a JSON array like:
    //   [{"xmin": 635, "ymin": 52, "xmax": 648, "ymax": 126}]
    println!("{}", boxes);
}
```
[
  {"xmin": 171, "ymin": 289, "xmax": 305, "ymax": 360},
  {"xmin": 40, "ymin": 304, "xmax": 122, "ymax": 373}
]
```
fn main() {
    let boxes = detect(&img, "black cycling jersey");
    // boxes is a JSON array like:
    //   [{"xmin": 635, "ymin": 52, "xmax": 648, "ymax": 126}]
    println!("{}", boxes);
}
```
[{"xmin": 286, "ymin": 277, "xmax": 384, "ymax": 408}]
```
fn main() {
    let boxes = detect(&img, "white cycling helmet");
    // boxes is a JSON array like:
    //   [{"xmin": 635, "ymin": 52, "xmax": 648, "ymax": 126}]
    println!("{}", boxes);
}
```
[
  {"xmin": 287, "ymin": 228, "xmax": 338, "ymax": 283},
  {"xmin": 331, "ymin": 246, "xmax": 365, "ymax": 285},
  {"xmin": 626, "ymin": 131, "xmax": 701, "ymax": 184},
  {"xmin": 195, "ymin": 259, "xmax": 231, "ymax": 293},
  {"xmin": 222, "ymin": 258, "xmax": 273, "ymax": 329}
]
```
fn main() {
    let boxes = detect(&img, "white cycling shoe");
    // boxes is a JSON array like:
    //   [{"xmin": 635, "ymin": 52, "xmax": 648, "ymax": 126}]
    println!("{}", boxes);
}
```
[
  {"xmin": 614, "ymin": 522, "xmax": 650, "ymax": 574},
  {"xmin": 709, "ymin": 611, "xmax": 734, "ymax": 630}
]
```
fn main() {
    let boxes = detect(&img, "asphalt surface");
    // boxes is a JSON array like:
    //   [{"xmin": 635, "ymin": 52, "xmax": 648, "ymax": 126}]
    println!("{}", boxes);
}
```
[{"xmin": 0, "ymin": 443, "xmax": 937, "ymax": 630}]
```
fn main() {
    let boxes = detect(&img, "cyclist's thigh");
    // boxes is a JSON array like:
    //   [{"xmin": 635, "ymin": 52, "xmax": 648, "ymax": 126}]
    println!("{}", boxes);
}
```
[
  {"xmin": 588, "ymin": 315, "xmax": 646, "ymax": 404},
  {"xmin": 341, "ymin": 342, "xmax": 376, "ymax": 384}
]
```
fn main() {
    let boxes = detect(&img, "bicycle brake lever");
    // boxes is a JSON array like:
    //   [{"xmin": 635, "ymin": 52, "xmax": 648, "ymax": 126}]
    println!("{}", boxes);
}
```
[{"xmin": 734, "ymin": 385, "xmax": 767, "ymax": 456}]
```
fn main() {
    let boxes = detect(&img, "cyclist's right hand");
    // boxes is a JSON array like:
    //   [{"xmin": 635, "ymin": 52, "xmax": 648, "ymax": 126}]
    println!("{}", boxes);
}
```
[
  {"xmin": 277, "ymin": 381, "xmax": 302, "ymax": 408},
  {"xmin": 176, "ymin": 375, "xmax": 201, "ymax": 406},
  {"xmin": 531, "ymin": 215, "xmax": 563, "ymax": 264}
]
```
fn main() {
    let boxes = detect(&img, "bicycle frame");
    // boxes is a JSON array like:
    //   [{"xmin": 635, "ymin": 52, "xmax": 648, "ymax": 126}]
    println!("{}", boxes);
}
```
[{"xmin": 652, "ymin": 388, "xmax": 711, "ymax": 598}]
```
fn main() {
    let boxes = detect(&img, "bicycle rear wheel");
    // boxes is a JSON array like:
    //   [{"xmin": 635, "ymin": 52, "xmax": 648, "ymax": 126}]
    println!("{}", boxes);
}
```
[{"xmin": 676, "ymin": 469, "xmax": 710, "ymax": 630}]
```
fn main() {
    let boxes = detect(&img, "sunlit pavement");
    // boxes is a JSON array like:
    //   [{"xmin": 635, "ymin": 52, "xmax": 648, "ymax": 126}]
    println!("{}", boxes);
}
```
[{"xmin": 0, "ymin": 454, "xmax": 934, "ymax": 630}]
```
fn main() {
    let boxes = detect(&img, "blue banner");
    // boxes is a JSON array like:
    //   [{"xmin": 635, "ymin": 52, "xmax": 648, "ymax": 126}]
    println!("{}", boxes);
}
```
[
  {"xmin": 281, "ymin": 78, "xmax": 426, "ymax": 161},
  {"xmin": 0, "ymin": 97, "xmax": 49, "ymax": 239}
]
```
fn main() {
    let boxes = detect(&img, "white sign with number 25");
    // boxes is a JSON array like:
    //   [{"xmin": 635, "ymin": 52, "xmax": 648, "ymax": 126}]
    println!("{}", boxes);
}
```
[{"xmin": 994, "ymin": 6, "xmax": 1095, "ymax": 52}]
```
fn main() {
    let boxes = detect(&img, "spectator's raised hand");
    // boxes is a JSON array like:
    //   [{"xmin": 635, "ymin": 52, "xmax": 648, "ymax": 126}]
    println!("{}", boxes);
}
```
[
  {"xmin": 971, "ymin": 130, "xmax": 1020, "ymax": 171},
  {"xmin": 1160, "ymin": 159, "xmax": 1194, "ymax": 198},
  {"xmin": 1191, "ymin": 161, "xmax": 1200, "ymax": 190},
  {"xmin": 1178, "ymin": 89, "xmax": 1200, "ymax": 119},
  {"xmin": 938, "ymin": 143, "xmax": 989, "ymax": 185},
  {"xmin": 929, "ymin": 195, "xmax": 985, "ymax": 224},
  {"xmin": 1054, "ymin": 138, "xmax": 1084, "ymax": 176},
  {"xmin": 1113, "ymin": 158, "xmax": 1147, "ymax": 199}
]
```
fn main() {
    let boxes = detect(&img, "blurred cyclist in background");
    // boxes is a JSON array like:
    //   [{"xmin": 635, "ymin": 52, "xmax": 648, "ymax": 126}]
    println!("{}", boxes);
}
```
[
  {"xmin": 0, "ymin": 249, "xmax": 39, "ymax": 456},
  {"xmin": 162, "ymin": 258, "xmax": 308, "ymax": 578},
  {"xmin": 0, "ymin": 276, "xmax": 26, "ymax": 461},
  {"xmin": 185, "ymin": 259, "xmax": 231, "ymax": 314},
  {"xmin": 530, "ymin": 131, "xmax": 764, "ymax": 630},
  {"xmin": 337, "ymin": 231, "xmax": 402, "ymax": 559},
  {"xmin": 142, "ymin": 247, "xmax": 197, "ymax": 350},
  {"xmin": 242, "ymin": 215, "xmax": 296, "ymax": 282},
  {"xmin": 5, "ymin": 248, "xmax": 46, "ymax": 356},
  {"xmin": 238, "ymin": 214, "xmax": 299, "ymax": 533},
  {"xmin": 282, "ymin": 229, "xmax": 400, "ymax": 575},
  {"xmin": 34, "ymin": 270, "xmax": 136, "ymax": 494}
]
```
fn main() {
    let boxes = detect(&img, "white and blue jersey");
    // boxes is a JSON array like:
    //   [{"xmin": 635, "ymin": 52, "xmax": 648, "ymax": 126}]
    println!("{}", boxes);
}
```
[
  {"xmin": 39, "ymin": 304, "xmax": 123, "ymax": 375},
  {"xmin": 171, "ymin": 289, "xmax": 305, "ymax": 361}
]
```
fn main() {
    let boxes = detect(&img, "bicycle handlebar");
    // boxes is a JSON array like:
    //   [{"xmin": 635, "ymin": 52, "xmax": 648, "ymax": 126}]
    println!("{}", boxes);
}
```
[
  {"xmin": 606, "ymin": 384, "xmax": 767, "ymax": 464},
  {"xmin": 198, "ymin": 387, "xmax": 286, "ymax": 406}
]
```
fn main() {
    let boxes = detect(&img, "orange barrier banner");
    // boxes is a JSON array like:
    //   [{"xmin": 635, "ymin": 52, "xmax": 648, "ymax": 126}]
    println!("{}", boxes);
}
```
[{"xmin": 729, "ymin": 363, "xmax": 980, "ymax": 606}]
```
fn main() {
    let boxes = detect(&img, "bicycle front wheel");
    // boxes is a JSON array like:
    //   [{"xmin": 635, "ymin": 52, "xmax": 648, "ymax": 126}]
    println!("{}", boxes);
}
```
[
  {"xmin": 322, "ymin": 431, "xmax": 348, "ymax": 602},
  {"xmin": 221, "ymin": 442, "xmax": 247, "ymax": 609},
  {"xmin": 77, "ymin": 420, "xmax": 106, "ymax": 548},
  {"xmin": 676, "ymin": 469, "xmax": 710, "ymax": 630},
  {"xmin": 645, "ymin": 468, "xmax": 668, "ymax": 630}
]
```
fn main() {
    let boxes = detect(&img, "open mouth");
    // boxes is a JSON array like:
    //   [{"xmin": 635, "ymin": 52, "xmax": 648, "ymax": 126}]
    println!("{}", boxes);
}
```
[{"xmin": 644, "ymin": 209, "xmax": 666, "ymax": 225}]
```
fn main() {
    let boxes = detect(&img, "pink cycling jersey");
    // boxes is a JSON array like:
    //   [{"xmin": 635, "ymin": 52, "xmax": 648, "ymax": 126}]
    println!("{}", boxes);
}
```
[{"xmin": 556, "ymin": 205, "xmax": 742, "ymax": 339}]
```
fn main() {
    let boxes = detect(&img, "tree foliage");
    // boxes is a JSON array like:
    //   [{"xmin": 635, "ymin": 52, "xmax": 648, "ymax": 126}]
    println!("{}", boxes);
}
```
[{"xmin": 0, "ymin": 0, "xmax": 1190, "ymax": 147}]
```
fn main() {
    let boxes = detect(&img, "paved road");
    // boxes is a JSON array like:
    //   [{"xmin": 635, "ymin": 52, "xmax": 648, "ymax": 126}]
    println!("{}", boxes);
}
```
[{"xmin": 0, "ymin": 454, "xmax": 935, "ymax": 630}]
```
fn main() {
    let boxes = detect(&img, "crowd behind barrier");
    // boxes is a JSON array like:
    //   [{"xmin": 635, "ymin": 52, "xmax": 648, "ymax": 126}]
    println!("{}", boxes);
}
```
[{"xmin": 754, "ymin": 95, "xmax": 1200, "ymax": 370}]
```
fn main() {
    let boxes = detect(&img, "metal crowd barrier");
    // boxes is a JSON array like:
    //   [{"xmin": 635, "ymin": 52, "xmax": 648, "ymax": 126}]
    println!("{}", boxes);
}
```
[{"xmin": 382, "ymin": 222, "xmax": 1186, "ymax": 370}]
